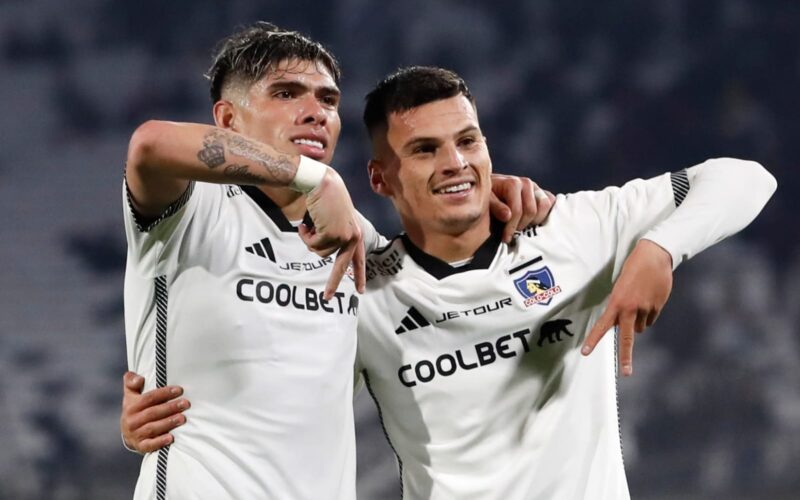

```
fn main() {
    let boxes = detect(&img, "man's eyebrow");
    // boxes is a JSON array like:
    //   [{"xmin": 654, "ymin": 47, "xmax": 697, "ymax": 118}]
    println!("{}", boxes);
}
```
[
  {"xmin": 401, "ymin": 125, "xmax": 480, "ymax": 151},
  {"xmin": 402, "ymin": 135, "xmax": 439, "ymax": 152},
  {"xmin": 265, "ymin": 81, "xmax": 340, "ymax": 96},
  {"xmin": 455, "ymin": 125, "xmax": 480, "ymax": 137},
  {"xmin": 316, "ymin": 86, "xmax": 341, "ymax": 97}
]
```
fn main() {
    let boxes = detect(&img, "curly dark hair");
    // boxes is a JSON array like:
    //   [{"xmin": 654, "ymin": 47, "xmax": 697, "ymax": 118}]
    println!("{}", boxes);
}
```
[{"xmin": 206, "ymin": 21, "xmax": 341, "ymax": 102}]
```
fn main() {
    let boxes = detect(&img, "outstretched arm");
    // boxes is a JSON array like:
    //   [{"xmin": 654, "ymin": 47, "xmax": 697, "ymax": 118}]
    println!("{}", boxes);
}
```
[
  {"xmin": 125, "ymin": 121, "xmax": 364, "ymax": 297},
  {"xmin": 581, "ymin": 158, "xmax": 776, "ymax": 375}
]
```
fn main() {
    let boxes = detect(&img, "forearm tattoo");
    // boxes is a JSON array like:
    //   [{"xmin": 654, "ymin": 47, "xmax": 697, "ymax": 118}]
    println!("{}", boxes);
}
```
[
  {"xmin": 197, "ymin": 131, "xmax": 226, "ymax": 168},
  {"xmin": 223, "ymin": 164, "xmax": 267, "ymax": 184},
  {"xmin": 197, "ymin": 129, "xmax": 295, "ymax": 185}
]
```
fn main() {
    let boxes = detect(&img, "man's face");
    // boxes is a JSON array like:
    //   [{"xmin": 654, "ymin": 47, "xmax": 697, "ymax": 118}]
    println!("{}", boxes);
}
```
[
  {"xmin": 230, "ymin": 58, "xmax": 341, "ymax": 165},
  {"xmin": 373, "ymin": 95, "xmax": 492, "ymax": 238}
]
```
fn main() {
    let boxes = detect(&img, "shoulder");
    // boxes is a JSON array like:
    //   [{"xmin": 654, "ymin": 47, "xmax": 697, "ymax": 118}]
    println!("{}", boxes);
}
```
[{"xmin": 365, "ymin": 235, "xmax": 407, "ymax": 286}]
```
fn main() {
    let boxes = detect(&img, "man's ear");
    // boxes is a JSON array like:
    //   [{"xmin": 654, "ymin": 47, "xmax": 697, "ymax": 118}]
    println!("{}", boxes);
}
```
[
  {"xmin": 368, "ymin": 159, "xmax": 392, "ymax": 197},
  {"xmin": 212, "ymin": 100, "xmax": 238, "ymax": 131}
]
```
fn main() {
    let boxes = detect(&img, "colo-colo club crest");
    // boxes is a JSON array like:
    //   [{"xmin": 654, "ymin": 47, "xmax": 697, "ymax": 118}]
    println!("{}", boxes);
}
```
[{"xmin": 514, "ymin": 266, "xmax": 562, "ymax": 307}]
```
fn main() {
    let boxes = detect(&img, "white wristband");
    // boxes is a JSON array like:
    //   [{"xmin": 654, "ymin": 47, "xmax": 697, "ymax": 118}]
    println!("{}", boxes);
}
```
[{"xmin": 290, "ymin": 156, "xmax": 328, "ymax": 193}]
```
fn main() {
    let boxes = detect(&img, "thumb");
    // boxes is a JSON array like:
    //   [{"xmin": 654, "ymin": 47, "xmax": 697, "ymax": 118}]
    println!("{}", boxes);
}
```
[
  {"xmin": 123, "ymin": 371, "xmax": 144, "ymax": 392},
  {"xmin": 582, "ymin": 307, "xmax": 618, "ymax": 355}
]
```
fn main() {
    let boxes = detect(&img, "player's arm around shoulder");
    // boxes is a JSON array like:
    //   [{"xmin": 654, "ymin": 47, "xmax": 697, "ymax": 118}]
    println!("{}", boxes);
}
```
[{"xmin": 125, "ymin": 120, "xmax": 305, "ymax": 217}]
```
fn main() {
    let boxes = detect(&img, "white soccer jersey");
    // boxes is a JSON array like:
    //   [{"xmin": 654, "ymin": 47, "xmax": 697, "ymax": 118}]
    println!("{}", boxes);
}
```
[
  {"xmin": 355, "ymin": 159, "xmax": 775, "ymax": 500},
  {"xmin": 123, "ymin": 182, "xmax": 362, "ymax": 500}
]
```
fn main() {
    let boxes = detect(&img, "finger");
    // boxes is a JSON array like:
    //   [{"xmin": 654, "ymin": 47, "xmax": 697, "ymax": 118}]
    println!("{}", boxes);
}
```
[
  {"xmin": 325, "ymin": 240, "xmax": 356, "ymax": 300},
  {"xmin": 634, "ymin": 310, "xmax": 647, "ymax": 333},
  {"xmin": 497, "ymin": 183, "xmax": 522, "ymax": 243},
  {"xmin": 137, "ymin": 413, "xmax": 187, "ymax": 442},
  {"xmin": 516, "ymin": 180, "xmax": 537, "ymax": 230},
  {"xmin": 488, "ymin": 192, "xmax": 512, "ymax": 223},
  {"xmin": 645, "ymin": 308, "xmax": 660, "ymax": 328},
  {"xmin": 123, "ymin": 371, "xmax": 144, "ymax": 392},
  {"xmin": 582, "ymin": 306, "xmax": 618, "ymax": 355},
  {"xmin": 130, "ymin": 386, "xmax": 184, "ymax": 413},
  {"xmin": 533, "ymin": 189, "xmax": 555, "ymax": 225},
  {"xmin": 129, "ymin": 397, "xmax": 190, "ymax": 430},
  {"xmin": 136, "ymin": 433, "xmax": 176, "ymax": 454},
  {"xmin": 298, "ymin": 224, "xmax": 338, "ymax": 258},
  {"xmin": 353, "ymin": 239, "xmax": 366, "ymax": 294},
  {"xmin": 617, "ymin": 311, "xmax": 636, "ymax": 376}
]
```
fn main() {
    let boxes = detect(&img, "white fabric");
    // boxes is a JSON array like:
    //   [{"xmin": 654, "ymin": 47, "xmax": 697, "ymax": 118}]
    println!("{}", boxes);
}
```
[
  {"xmin": 642, "ymin": 158, "xmax": 777, "ymax": 270},
  {"xmin": 355, "ymin": 159, "xmax": 775, "ymax": 500},
  {"xmin": 123, "ymin": 181, "xmax": 359, "ymax": 500}
]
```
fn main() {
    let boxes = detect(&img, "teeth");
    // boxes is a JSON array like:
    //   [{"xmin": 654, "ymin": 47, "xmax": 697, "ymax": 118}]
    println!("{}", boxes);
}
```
[
  {"xmin": 436, "ymin": 182, "xmax": 472, "ymax": 194},
  {"xmin": 293, "ymin": 138, "xmax": 323, "ymax": 149}
]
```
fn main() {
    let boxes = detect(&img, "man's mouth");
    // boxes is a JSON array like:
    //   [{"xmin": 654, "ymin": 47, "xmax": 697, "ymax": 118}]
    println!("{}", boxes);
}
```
[
  {"xmin": 292, "ymin": 137, "xmax": 327, "ymax": 160},
  {"xmin": 293, "ymin": 138, "xmax": 324, "ymax": 150},
  {"xmin": 433, "ymin": 182, "xmax": 474, "ymax": 195}
]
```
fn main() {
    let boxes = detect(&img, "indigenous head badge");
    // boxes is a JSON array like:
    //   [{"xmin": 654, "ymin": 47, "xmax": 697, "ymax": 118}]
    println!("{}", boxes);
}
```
[{"xmin": 514, "ymin": 267, "xmax": 562, "ymax": 307}]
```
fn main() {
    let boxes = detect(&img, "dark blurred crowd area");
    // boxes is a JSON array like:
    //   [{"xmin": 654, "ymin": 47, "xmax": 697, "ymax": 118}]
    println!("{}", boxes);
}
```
[{"xmin": 0, "ymin": 1, "xmax": 797, "ymax": 498}]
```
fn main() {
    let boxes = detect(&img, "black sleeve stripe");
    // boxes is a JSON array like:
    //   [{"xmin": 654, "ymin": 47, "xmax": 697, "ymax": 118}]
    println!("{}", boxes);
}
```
[
  {"xmin": 125, "ymin": 179, "xmax": 195, "ymax": 233},
  {"xmin": 670, "ymin": 169, "xmax": 690, "ymax": 208}
]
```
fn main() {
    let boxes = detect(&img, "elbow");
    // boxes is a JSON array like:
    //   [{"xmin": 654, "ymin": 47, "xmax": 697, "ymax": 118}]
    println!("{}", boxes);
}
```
[
  {"xmin": 709, "ymin": 157, "xmax": 777, "ymax": 202},
  {"xmin": 736, "ymin": 158, "xmax": 777, "ymax": 201},
  {"xmin": 127, "ymin": 120, "xmax": 168, "ymax": 175}
]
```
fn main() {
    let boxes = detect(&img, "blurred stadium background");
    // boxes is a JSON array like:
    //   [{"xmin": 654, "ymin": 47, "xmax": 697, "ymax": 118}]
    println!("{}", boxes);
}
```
[{"xmin": 0, "ymin": 0, "xmax": 797, "ymax": 498}]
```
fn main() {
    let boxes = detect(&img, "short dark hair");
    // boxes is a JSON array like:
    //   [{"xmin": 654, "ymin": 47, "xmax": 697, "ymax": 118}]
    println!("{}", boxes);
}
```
[
  {"xmin": 206, "ymin": 21, "xmax": 341, "ymax": 102},
  {"xmin": 363, "ymin": 66, "xmax": 474, "ymax": 138}
]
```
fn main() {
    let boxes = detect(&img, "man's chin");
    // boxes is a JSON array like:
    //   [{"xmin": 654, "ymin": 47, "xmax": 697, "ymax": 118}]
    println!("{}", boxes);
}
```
[{"xmin": 435, "ymin": 211, "xmax": 486, "ymax": 235}]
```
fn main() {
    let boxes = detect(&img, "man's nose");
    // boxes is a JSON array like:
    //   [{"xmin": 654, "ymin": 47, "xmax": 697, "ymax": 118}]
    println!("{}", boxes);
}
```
[
  {"xmin": 440, "ymin": 143, "xmax": 468, "ymax": 172},
  {"xmin": 298, "ymin": 95, "xmax": 327, "ymax": 126}
]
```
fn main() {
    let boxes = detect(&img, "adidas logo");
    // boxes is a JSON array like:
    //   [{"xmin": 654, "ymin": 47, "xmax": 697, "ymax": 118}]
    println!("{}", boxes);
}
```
[
  {"xmin": 395, "ymin": 307, "xmax": 431, "ymax": 335},
  {"xmin": 245, "ymin": 238, "xmax": 275, "ymax": 262}
]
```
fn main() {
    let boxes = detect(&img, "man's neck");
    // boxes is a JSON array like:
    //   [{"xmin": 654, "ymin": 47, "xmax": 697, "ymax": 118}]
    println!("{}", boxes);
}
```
[
  {"xmin": 259, "ymin": 185, "xmax": 306, "ymax": 221},
  {"xmin": 403, "ymin": 215, "xmax": 492, "ymax": 264}
]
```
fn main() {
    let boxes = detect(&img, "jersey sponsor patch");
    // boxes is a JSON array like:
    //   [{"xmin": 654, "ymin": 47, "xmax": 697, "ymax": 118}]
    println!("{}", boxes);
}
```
[
  {"xmin": 396, "ymin": 317, "xmax": 576, "ymax": 387},
  {"xmin": 513, "ymin": 267, "xmax": 562, "ymax": 307},
  {"xmin": 235, "ymin": 278, "xmax": 357, "ymax": 315}
]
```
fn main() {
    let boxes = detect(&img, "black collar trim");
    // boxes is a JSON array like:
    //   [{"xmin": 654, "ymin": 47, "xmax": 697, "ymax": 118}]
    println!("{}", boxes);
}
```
[
  {"xmin": 401, "ymin": 220, "xmax": 504, "ymax": 280},
  {"xmin": 240, "ymin": 185, "xmax": 298, "ymax": 233}
]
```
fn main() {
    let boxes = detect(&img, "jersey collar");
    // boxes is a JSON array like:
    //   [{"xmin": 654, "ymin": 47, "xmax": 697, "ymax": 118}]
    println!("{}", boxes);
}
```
[
  {"xmin": 401, "ymin": 219, "xmax": 504, "ymax": 280},
  {"xmin": 240, "ymin": 185, "xmax": 312, "ymax": 233}
]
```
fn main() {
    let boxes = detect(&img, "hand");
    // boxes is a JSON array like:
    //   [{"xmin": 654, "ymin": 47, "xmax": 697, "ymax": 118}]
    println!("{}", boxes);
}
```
[
  {"xmin": 489, "ymin": 174, "xmax": 556, "ymax": 243},
  {"xmin": 120, "ymin": 371, "xmax": 190, "ymax": 453},
  {"xmin": 299, "ymin": 167, "xmax": 366, "ymax": 299},
  {"xmin": 581, "ymin": 239, "xmax": 673, "ymax": 376}
]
